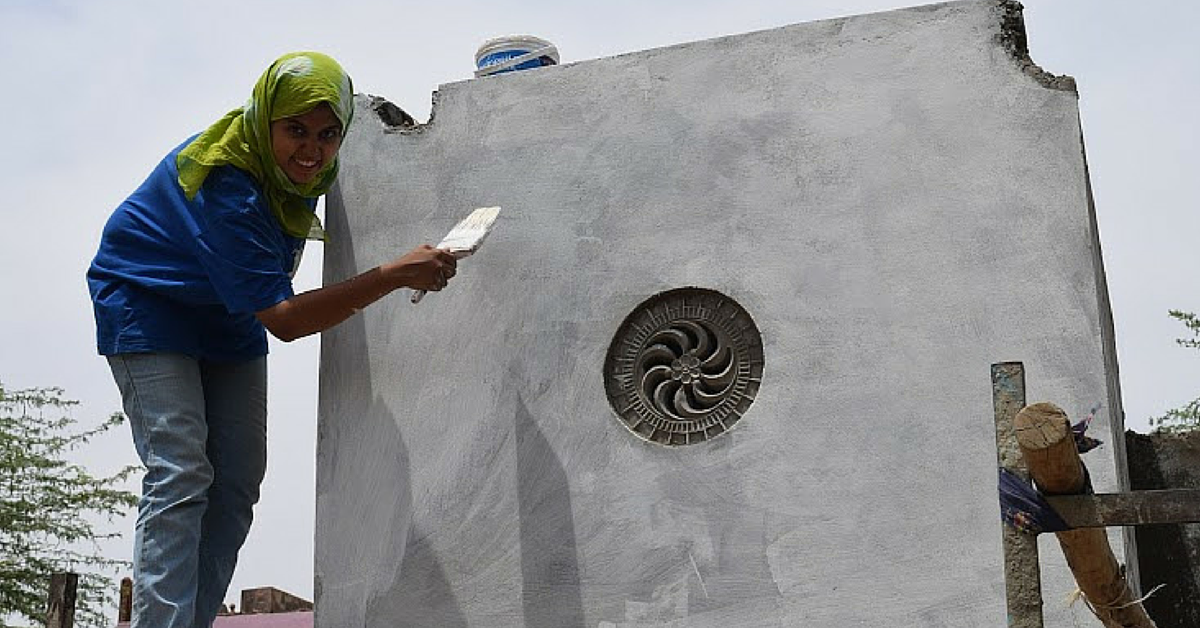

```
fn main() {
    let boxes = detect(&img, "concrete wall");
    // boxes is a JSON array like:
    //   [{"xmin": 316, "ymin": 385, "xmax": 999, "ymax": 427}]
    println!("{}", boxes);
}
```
[{"xmin": 315, "ymin": 1, "xmax": 1131, "ymax": 625}]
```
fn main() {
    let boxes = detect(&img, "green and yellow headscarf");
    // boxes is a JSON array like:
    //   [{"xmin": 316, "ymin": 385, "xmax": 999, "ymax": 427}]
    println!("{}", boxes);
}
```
[{"xmin": 177, "ymin": 51, "xmax": 354, "ymax": 240}]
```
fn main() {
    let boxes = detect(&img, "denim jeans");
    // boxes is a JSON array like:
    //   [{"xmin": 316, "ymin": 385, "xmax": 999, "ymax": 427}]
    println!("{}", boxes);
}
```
[{"xmin": 108, "ymin": 353, "xmax": 268, "ymax": 628}]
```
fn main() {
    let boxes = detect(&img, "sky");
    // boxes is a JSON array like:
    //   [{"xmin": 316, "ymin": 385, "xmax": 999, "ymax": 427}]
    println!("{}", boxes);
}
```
[{"xmin": 1, "ymin": 0, "xmax": 1197, "ymax": 615}]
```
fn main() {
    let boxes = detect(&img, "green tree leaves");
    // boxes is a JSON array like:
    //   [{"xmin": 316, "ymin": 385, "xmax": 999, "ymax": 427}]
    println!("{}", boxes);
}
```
[
  {"xmin": 0, "ymin": 384, "xmax": 137, "ymax": 628},
  {"xmin": 1150, "ymin": 311, "xmax": 1200, "ymax": 433}
]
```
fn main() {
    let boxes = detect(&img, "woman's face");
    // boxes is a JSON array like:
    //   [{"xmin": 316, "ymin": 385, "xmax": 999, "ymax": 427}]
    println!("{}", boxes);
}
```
[{"xmin": 270, "ymin": 102, "xmax": 343, "ymax": 185}]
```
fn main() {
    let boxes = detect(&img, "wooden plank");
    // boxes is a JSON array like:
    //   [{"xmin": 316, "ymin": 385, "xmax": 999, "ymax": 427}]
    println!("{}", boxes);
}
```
[
  {"xmin": 1015, "ymin": 402, "xmax": 1156, "ymax": 628},
  {"xmin": 991, "ymin": 362, "xmax": 1044, "ymax": 628},
  {"xmin": 46, "ymin": 572, "xmax": 78, "ymax": 628},
  {"xmin": 1046, "ymin": 489, "xmax": 1200, "ymax": 528}
]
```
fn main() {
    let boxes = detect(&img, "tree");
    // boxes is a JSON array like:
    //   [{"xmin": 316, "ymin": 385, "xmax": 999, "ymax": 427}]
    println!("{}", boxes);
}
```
[
  {"xmin": 1, "ymin": 383, "xmax": 138, "ymax": 628},
  {"xmin": 1150, "ymin": 310, "xmax": 1200, "ymax": 433}
]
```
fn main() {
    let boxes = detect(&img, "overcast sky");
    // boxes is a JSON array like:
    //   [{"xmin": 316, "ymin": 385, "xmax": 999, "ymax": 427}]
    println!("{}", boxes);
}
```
[{"xmin": 1, "ymin": 0, "xmax": 1196, "ymax": 613}]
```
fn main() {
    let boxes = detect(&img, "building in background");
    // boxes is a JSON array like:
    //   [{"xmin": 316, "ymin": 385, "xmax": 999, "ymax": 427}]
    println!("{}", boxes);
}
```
[{"xmin": 116, "ymin": 584, "xmax": 312, "ymax": 628}]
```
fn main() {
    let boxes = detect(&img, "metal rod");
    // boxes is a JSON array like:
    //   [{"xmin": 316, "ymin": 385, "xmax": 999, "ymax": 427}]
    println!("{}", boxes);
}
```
[
  {"xmin": 992, "ymin": 362, "xmax": 1044, "ymax": 628},
  {"xmin": 1047, "ymin": 489, "xmax": 1200, "ymax": 528}
]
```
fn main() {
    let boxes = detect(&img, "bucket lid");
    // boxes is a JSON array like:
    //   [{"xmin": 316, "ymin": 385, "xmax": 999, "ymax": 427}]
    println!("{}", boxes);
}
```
[{"xmin": 474, "ymin": 35, "xmax": 559, "ymax": 66}]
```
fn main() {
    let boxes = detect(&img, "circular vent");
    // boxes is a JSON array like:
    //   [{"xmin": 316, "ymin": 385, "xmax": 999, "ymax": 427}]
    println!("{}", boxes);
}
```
[{"xmin": 604, "ymin": 288, "xmax": 764, "ymax": 446}]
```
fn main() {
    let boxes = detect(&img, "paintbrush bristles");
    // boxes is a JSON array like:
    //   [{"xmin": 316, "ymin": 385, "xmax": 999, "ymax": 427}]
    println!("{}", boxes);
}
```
[
  {"xmin": 436, "ymin": 206, "xmax": 500, "ymax": 253},
  {"xmin": 455, "ymin": 206, "xmax": 499, "ymax": 229}
]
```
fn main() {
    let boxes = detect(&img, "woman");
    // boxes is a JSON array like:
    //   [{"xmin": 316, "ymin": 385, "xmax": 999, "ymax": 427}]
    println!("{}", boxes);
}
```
[{"xmin": 87, "ymin": 52, "xmax": 455, "ymax": 628}]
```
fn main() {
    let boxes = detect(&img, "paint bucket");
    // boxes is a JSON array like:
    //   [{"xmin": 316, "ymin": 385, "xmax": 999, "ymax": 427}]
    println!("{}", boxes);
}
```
[{"xmin": 474, "ymin": 35, "xmax": 559, "ymax": 78}]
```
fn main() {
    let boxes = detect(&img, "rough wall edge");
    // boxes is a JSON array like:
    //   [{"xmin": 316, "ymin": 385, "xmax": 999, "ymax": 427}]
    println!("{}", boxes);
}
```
[
  {"xmin": 1078, "ymin": 115, "xmax": 1140, "ymax": 591},
  {"xmin": 355, "ymin": 1, "xmax": 1073, "ymax": 131},
  {"xmin": 993, "ymin": 0, "xmax": 1077, "ymax": 92},
  {"xmin": 359, "ymin": 92, "xmax": 436, "ymax": 135}
]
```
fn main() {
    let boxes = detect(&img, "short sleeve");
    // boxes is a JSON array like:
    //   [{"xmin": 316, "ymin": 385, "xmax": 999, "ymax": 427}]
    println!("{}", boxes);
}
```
[{"xmin": 189, "ymin": 168, "xmax": 298, "ymax": 314}]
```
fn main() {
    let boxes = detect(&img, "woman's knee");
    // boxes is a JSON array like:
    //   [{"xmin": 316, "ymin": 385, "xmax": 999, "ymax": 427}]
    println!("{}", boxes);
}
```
[{"xmin": 141, "ymin": 453, "xmax": 215, "ymax": 506}]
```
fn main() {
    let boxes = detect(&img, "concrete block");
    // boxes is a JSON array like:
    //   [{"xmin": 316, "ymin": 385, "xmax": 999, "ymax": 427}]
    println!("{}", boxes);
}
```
[
  {"xmin": 1127, "ymin": 431, "xmax": 1200, "ymax": 627},
  {"xmin": 240, "ymin": 587, "xmax": 314, "ymax": 615},
  {"xmin": 315, "ymin": 1, "xmax": 1129, "ymax": 625}
]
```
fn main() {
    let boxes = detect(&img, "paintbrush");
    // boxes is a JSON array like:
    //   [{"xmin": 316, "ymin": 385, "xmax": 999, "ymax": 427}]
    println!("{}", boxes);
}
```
[{"xmin": 411, "ymin": 206, "xmax": 501, "ymax": 304}]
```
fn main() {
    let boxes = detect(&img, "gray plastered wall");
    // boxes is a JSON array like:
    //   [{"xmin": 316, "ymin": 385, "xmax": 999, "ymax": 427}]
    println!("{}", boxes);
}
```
[{"xmin": 315, "ymin": 1, "xmax": 1131, "ymax": 625}]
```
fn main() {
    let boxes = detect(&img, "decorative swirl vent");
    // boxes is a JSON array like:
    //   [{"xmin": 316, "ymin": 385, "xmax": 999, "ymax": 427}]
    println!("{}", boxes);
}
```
[{"xmin": 604, "ymin": 288, "xmax": 764, "ymax": 446}]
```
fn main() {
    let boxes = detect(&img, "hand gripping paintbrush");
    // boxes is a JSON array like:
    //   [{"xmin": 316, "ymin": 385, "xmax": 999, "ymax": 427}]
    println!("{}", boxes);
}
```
[{"xmin": 411, "ymin": 206, "xmax": 501, "ymax": 304}]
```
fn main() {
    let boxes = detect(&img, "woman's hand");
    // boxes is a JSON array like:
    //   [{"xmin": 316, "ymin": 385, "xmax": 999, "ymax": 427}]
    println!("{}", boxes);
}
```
[{"xmin": 382, "ymin": 244, "xmax": 458, "ymax": 292}]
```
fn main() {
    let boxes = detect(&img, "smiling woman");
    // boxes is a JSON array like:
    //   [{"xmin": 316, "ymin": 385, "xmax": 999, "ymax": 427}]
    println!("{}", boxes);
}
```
[
  {"xmin": 270, "ymin": 103, "xmax": 343, "ymax": 185},
  {"xmin": 84, "ymin": 51, "xmax": 458, "ymax": 628}
]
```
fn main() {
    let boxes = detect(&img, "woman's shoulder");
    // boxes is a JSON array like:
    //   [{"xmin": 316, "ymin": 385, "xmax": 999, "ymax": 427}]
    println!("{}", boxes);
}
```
[{"xmin": 203, "ymin": 163, "xmax": 262, "ymax": 197}]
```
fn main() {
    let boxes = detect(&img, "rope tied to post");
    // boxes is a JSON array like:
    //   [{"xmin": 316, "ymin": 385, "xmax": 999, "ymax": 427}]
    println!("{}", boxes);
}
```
[{"xmin": 1066, "ymin": 565, "xmax": 1165, "ymax": 626}]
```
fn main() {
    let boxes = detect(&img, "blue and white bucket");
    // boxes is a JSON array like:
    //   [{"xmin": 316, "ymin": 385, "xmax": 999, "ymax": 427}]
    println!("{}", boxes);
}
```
[{"xmin": 474, "ymin": 35, "xmax": 559, "ymax": 78}]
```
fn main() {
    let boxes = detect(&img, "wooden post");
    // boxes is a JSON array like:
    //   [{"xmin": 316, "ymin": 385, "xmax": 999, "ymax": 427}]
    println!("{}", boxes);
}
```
[
  {"xmin": 46, "ymin": 572, "xmax": 77, "ymax": 628},
  {"xmin": 1014, "ymin": 402, "xmax": 1157, "ymax": 628},
  {"xmin": 119, "ymin": 577, "xmax": 133, "ymax": 623},
  {"xmin": 992, "ymin": 362, "xmax": 1044, "ymax": 628}
]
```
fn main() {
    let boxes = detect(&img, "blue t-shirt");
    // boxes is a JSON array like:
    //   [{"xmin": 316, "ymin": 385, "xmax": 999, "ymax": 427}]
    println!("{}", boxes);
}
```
[{"xmin": 87, "ymin": 138, "xmax": 309, "ymax": 361}]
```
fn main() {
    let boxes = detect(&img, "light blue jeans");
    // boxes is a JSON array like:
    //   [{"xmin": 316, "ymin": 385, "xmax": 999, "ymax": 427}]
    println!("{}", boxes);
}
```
[{"xmin": 108, "ymin": 353, "xmax": 268, "ymax": 628}]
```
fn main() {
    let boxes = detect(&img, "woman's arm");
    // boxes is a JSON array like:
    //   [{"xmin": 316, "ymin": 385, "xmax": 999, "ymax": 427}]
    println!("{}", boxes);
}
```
[{"xmin": 256, "ymin": 244, "xmax": 457, "ymax": 342}]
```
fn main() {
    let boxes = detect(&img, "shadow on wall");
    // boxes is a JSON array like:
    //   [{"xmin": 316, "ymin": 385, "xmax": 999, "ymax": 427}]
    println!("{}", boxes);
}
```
[
  {"xmin": 325, "ymin": 308, "xmax": 469, "ymax": 627},
  {"xmin": 363, "ymin": 390, "xmax": 469, "ymax": 627},
  {"xmin": 515, "ymin": 391, "xmax": 586, "ymax": 627},
  {"xmin": 331, "ymin": 325, "xmax": 585, "ymax": 627},
  {"xmin": 317, "ymin": 186, "xmax": 468, "ymax": 626}
]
